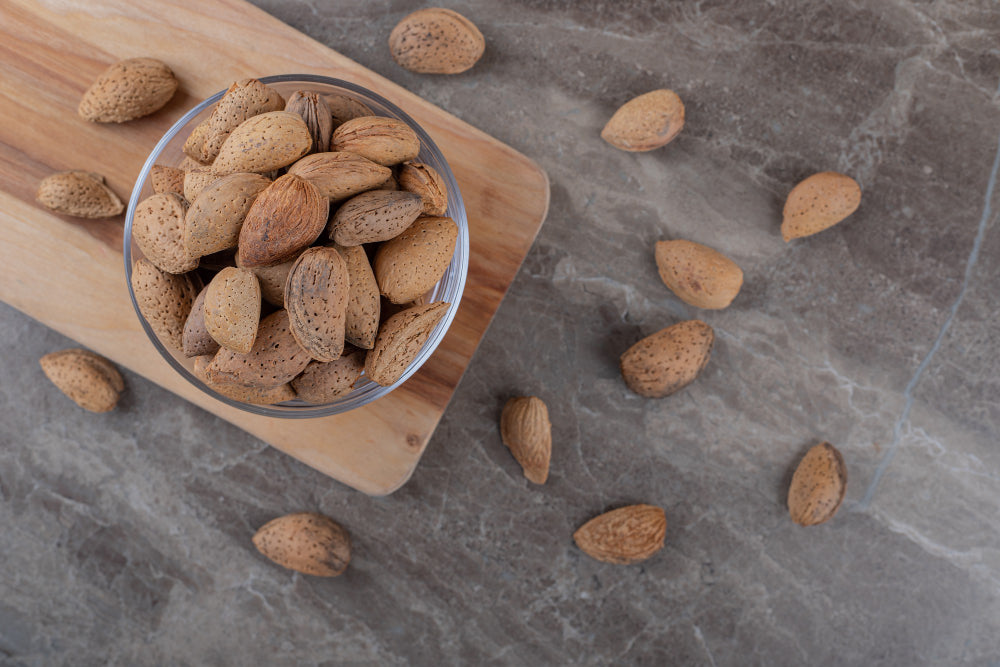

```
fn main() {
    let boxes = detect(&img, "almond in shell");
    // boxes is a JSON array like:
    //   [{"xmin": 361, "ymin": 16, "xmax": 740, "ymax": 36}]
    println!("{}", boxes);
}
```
[
  {"xmin": 253, "ymin": 512, "xmax": 350, "ymax": 577},
  {"xmin": 333, "ymin": 243, "xmax": 380, "ymax": 349},
  {"xmin": 287, "ymin": 152, "xmax": 392, "ymax": 201},
  {"xmin": 130, "ymin": 258, "xmax": 200, "ymax": 351},
  {"xmin": 184, "ymin": 172, "xmax": 271, "ymax": 258},
  {"xmin": 788, "ymin": 442, "xmax": 847, "ymax": 526},
  {"xmin": 328, "ymin": 190, "xmax": 422, "ymax": 246},
  {"xmin": 374, "ymin": 215, "xmax": 457, "ymax": 304},
  {"xmin": 150, "ymin": 165, "xmax": 185, "ymax": 197},
  {"xmin": 573, "ymin": 505, "xmax": 667, "ymax": 564},
  {"xmin": 500, "ymin": 396, "xmax": 551, "ymax": 484},
  {"xmin": 365, "ymin": 301, "xmax": 449, "ymax": 386},
  {"xmin": 323, "ymin": 94, "xmax": 374, "ymax": 127},
  {"xmin": 193, "ymin": 79, "xmax": 285, "ymax": 163},
  {"xmin": 602, "ymin": 89, "xmax": 685, "ymax": 152},
  {"xmin": 284, "ymin": 90, "xmax": 333, "ymax": 155},
  {"xmin": 193, "ymin": 355, "xmax": 295, "ymax": 405},
  {"xmin": 183, "ymin": 166, "xmax": 218, "ymax": 203},
  {"xmin": 36, "ymin": 171, "xmax": 124, "ymax": 218},
  {"xmin": 182, "ymin": 286, "xmax": 220, "ymax": 358},
  {"xmin": 203, "ymin": 267, "xmax": 261, "ymax": 354},
  {"xmin": 655, "ymin": 240, "xmax": 743, "ymax": 310},
  {"xmin": 284, "ymin": 247, "xmax": 350, "ymax": 362},
  {"xmin": 291, "ymin": 347, "xmax": 366, "ymax": 403},
  {"xmin": 213, "ymin": 111, "xmax": 312, "ymax": 176},
  {"xmin": 389, "ymin": 8, "xmax": 485, "ymax": 74},
  {"xmin": 620, "ymin": 320, "xmax": 714, "ymax": 398},
  {"xmin": 237, "ymin": 251, "xmax": 298, "ymax": 307},
  {"xmin": 78, "ymin": 57, "xmax": 178, "ymax": 123},
  {"xmin": 183, "ymin": 119, "xmax": 214, "ymax": 164},
  {"xmin": 782, "ymin": 172, "xmax": 861, "ymax": 241},
  {"xmin": 205, "ymin": 309, "xmax": 312, "ymax": 389},
  {"xmin": 238, "ymin": 174, "xmax": 329, "ymax": 268},
  {"xmin": 330, "ymin": 116, "xmax": 420, "ymax": 166},
  {"xmin": 398, "ymin": 161, "xmax": 448, "ymax": 215},
  {"xmin": 133, "ymin": 193, "xmax": 198, "ymax": 274},
  {"xmin": 39, "ymin": 348, "xmax": 124, "ymax": 413}
]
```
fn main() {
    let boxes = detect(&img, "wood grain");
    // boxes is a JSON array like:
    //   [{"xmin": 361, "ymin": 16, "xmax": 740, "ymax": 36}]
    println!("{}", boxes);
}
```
[{"xmin": 0, "ymin": 0, "xmax": 549, "ymax": 495}]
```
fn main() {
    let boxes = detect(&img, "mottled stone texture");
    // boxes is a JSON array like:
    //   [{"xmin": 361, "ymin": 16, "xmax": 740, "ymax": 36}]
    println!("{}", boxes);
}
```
[{"xmin": 3, "ymin": 1, "xmax": 1000, "ymax": 665}]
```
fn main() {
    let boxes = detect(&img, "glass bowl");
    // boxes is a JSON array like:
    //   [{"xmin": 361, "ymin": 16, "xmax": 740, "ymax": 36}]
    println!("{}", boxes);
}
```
[{"xmin": 124, "ymin": 74, "xmax": 469, "ymax": 418}]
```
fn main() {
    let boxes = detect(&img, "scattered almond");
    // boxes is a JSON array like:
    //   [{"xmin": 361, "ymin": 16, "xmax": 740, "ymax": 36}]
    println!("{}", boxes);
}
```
[
  {"xmin": 334, "ymin": 243, "xmax": 380, "ymax": 349},
  {"xmin": 203, "ymin": 267, "xmax": 261, "ymax": 354},
  {"xmin": 184, "ymin": 172, "xmax": 271, "ymax": 258},
  {"xmin": 238, "ymin": 174, "xmax": 329, "ymax": 268},
  {"xmin": 788, "ymin": 442, "xmax": 847, "ymax": 526},
  {"xmin": 287, "ymin": 152, "xmax": 392, "ymax": 201},
  {"xmin": 284, "ymin": 247, "xmax": 350, "ymax": 362},
  {"xmin": 398, "ymin": 161, "xmax": 448, "ymax": 215},
  {"xmin": 330, "ymin": 116, "xmax": 420, "ymax": 166},
  {"xmin": 213, "ymin": 111, "xmax": 312, "ymax": 176},
  {"xmin": 291, "ymin": 348, "xmax": 366, "ymax": 403},
  {"xmin": 782, "ymin": 172, "xmax": 861, "ymax": 241},
  {"xmin": 39, "ymin": 348, "xmax": 124, "ymax": 413},
  {"xmin": 365, "ymin": 301, "xmax": 449, "ymax": 386},
  {"xmin": 130, "ymin": 258, "xmax": 200, "ymax": 351},
  {"xmin": 655, "ymin": 240, "xmax": 743, "ymax": 310},
  {"xmin": 133, "ymin": 193, "xmax": 198, "ymax": 274},
  {"xmin": 389, "ymin": 8, "xmax": 485, "ymax": 74},
  {"xmin": 253, "ymin": 512, "xmax": 351, "ymax": 577},
  {"xmin": 500, "ymin": 396, "xmax": 551, "ymax": 484},
  {"xmin": 205, "ymin": 309, "xmax": 312, "ymax": 388},
  {"xmin": 374, "ymin": 215, "xmax": 457, "ymax": 304},
  {"xmin": 36, "ymin": 171, "xmax": 124, "ymax": 218},
  {"xmin": 284, "ymin": 90, "xmax": 333, "ymax": 155},
  {"xmin": 182, "ymin": 286, "xmax": 220, "ymax": 358},
  {"xmin": 328, "ymin": 190, "xmax": 423, "ymax": 246},
  {"xmin": 620, "ymin": 320, "xmax": 714, "ymax": 398},
  {"xmin": 573, "ymin": 505, "xmax": 667, "ymax": 564},
  {"xmin": 78, "ymin": 57, "xmax": 178, "ymax": 123},
  {"xmin": 601, "ymin": 89, "xmax": 685, "ymax": 152},
  {"xmin": 150, "ymin": 165, "xmax": 185, "ymax": 197}
]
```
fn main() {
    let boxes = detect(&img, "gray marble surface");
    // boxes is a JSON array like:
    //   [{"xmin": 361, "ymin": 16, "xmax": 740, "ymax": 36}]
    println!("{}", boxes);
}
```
[{"xmin": 3, "ymin": 1, "xmax": 1000, "ymax": 665}]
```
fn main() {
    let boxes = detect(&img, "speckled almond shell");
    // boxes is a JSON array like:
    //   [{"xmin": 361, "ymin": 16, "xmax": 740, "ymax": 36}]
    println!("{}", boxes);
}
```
[
  {"xmin": 330, "ymin": 116, "xmax": 420, "ymax": 166},
  {"xmin": 183, "ymin": 167, "xmax": 218, "ymax": 204},
  {"xmin": 573, "ymin": 505, "xmax": 667, "ymax": 565},
  {"xmin": 202, "ymin": 267, "xmax": 261, "ymax": 354},
  {"xmin": 284, "ymin": 247, "xmax": 350, "ymax": 362},
  {"xmin": 323, "ymin": 94, "xmax": 374, "ymax": 127},
  {"xmin": 184, "ymin": 172, "xmax": 271, "ymax": 258},
  {"xmin": 788, "ymin": 442, "xmax": 847, "ymax": 526},
  {"xmin": 133, "ymin": 193, "xmax": 198, "ymax": 274},
  {"xmin": 284, "ymin": 91, "xmax": 333, "ymax": 155},
  {"xmin": 287, "ymin": 152, "xmax": 391, "ymax": 201},
  {"xmin": 196, "ymin": 79, "xmax": 285, "ymax": 163},
  {"xmin": 252, "ymin": 512, "xmax": 351, "ymax": 577},
  {"xmin": 500, "ymin": 396, "xmax": 552, "ymax": 485},
  {"xmin": 365, "ymin": 301, "xmax": 449, "ymax": 386},
  {"xmin": 182, "ymin": 286, "xmax": 220, "ymax": 358},
  {"xmin": 333, "ymin": 243, "xmax": 380, "ymax": 349},
  {"xmin": 39, "ymin": 348, "xmax": 124, "ymax": 413},
  {"xmin": 291, "ymin": 347, "xmax": 366, "ymax": 404},
  {"xmin": 238, "ymin": 174, "xmax": 328, "ymax": 268},
  {"xmin": 620, "ymin": 320, "xmax": 714, "ymax": 398},
  {"xmin": 374, "ymin": 215, "xmax": 458, "ymax": 304},
  {"xmin": 149, "ymin": 165, "xmax": 185, "ymax": 197},
  {"xmin": 205, "ymin": 309, "xmax": 312, "ymax": 389},
  {"xmin": 179, "ymin": 156, "xmax": 207, "ymax": 172},
  {"xmin": 130, "ymin": 258, "xmax": 199, "ymax": 351},
  {"xmin": 389, "ymin": 8, "xmax": 485, "ymax": 74},
  {"xmin": 655, "ymin": 240, "xmax": 744, "ymax": 310},
  {"xmin": 398, "ymin": 161, "xmax": 448, "ymax": 215},
  {"xmin": 193, "ymin": 355, "xmax": 295, "ymax": 405},
  {"xmin": 78, "ymin": 57, "xmax": 178, "ymax": 123},
  {"xmin": 212, "ymin": 111, "xmax": 312, "ymax": 176},
  {"xmin": 782, "ymin": 172, "xmax": 861, "ymax": 241},
  {"xmin": 36, "ymin": 171, "xmax": 124, "ymax": 218},
  {"xmin": 328, "ymin": 190, "xmax": 422, "ymax": 246},
  {"xmin": 236, "ymin": 250, "xmax": 298, "ymax": 308},
  {"xmin": 601, "ymin": 89, "xmax": 685, "ymax": 152},
  {"xmin": 182, "ymin": 119, "xmax": 213, "ymax": 164}
]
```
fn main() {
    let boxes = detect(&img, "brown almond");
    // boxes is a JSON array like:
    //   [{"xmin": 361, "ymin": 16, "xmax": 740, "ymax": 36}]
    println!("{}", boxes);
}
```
[
  {"xmin": 179, "ymin": 155, "xmax": 207, "ymax": 172},
  {"xmin": 252, "ymin": 512, "xmax": 350, "ymax": 577},
  {"xmin": 203, "ymin": 267, "xmax": 261, "ymax": 354},
  {"xmin": 284, "ymin": 91, "xmax": 333, "ymax": 155},
  {"xmin": 788, "ymin": 442, "xmax": 847, "ymax": 526},
  {"xmin": 182, "ymin": 286, "xmax": 220, "ymax": 358},
  {"xmin": 150, "ymin": 165, "xmax": 185, "ymax": 197},
  {"xmin": 182, "ymin": 119, "xmax": 214, "ymax": 164},
  {"xmin": 39, "ymin": 348, "xmax": 124, "ymax": 413},
  {"xmin": 237, "ymin": 251, "xmax": 298, "ymax": 307},
  {"xmin": 205, "ymin": 309, "xmax": 312, "ymax": 388},
  {"xmin": 213, "ymin": 111, "xmax": 312, "ymax": 176},
  {"xmin": 133, "ymin": 193, "xmax": 198, "ymax": 274},
  {"xmin": 78, "ymin": 58, "xmax": 178, "ymax": 123},
  {"xmin": 192, "ymin": 355, "xmax": 295, "ymax": 405},
  {"xmin": 782, "ymin": 172, "xmax": 861, "ymax": 241},
  {"xmin": 389, "ymin": 8, "xmax": 485, "ymax": 75},
  {"xmin": 238, "ymin": 174, "xmax": 328, "ymax": 267},
  {"xmin": 573, "ymin": 505, "xmax": 667, "ymax": 564},
  {"xmin": 36, "ymin": 171, "xmax": 124, "ymax": 218},
  {"xmin": 330, "ymin": 116, "xmax": 420, "ymax": 166},
  {"xmin": 601, "ymin": 89, "xmax": 685, "ymax": 152},
  {"xmin": 184, "ymin": 172, "xmax": 271, "ymax": 258},
  {"xmin": 655, "ymin": 240, "xmax": 743, "ymax": 310},
  {"xmin": 398, "ymin": 161, "xmax": 448, "ymax": 215},
  {"xmin": 284, "ymin": 247, "xmax": 350, "ymax": 362},
  {"xmin": 197, "ymin": 79, "xmax": 285, "ymax": 163},
  {"xmin": 365, "ymin": 301, "xmax": 449, "ymax": 386},
  {"xmin": 374, "ymin": 215, "xmax": 458, "ymax": 304},
  {"xmin": 323, "ymin": 94, "xmax": 374, "ymax": 127},
  {"xmin": 291, "ymin": 348, "xmax": 366, "ymax": 403},
  {"xmin": 130, "ymin": 258, "xmax": 199, "ymax": 351},
  {"xmin": 620, "ymin": 320, "xmax": 714, "ymax": 398},
  {"xmin": 500, "ymin": 396, "xmax": 551, "ymax": 484},
  {"xmin": 328, "ymin": 190, "xmax": 422, "ymax": 246},
  {"xmin": 183, "ymin": 167, "xmax": 218, "ymax": 203},
  {"xmin": 333, "ymin": 243, "xmax": 380, "ymax": 349},
  {"xmin": 287, "ymin": 152, "xmax": 392, "ymax": 201}
]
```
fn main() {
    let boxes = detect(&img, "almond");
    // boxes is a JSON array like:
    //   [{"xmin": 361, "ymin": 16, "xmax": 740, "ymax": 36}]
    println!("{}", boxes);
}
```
[
  {"xmin": 182, "ymin": 119, "xmax": 214, "ymax": 164},
  {"xmin": 213, "ymin": 111, "xmax": 312, "ymax": 176},
  {"xmin": 398, "ymin": 161, "xmax": 448, "ymax": 215},
  {"xmin": 782, "ymin": 172, "xmax": 861, "ymax": 241},
  {"xmin": 365, "ymin": 301, "xmax": 449, "ymax": 386},
  {"xmin": 389, "ymin": 8, "xmax": 485, "ymax": 74},
  {"xmin": 284, "ymin": 247, "xmax": 350, "ymax": 362},
  {"xmin": 500, "ymin": 396, "xmax": 551, "ymax": 484},
  {"xmin": 183, "ymin": 166, "xmax": 218, "ymax": 203},
  {"xmin": 376, "ymin": 171, "xmax": 399, "ymax": 191},
  {"xmin": 184, "ymin": 172, "xmax": 271, "ymax": 258},
  {"xmin": 205, "ymin": 309, "xmax": 312, "ymax": 388},
  {"xmin": 287, "ymin": 152, "xmax": 392, "ymax": 201},
  {"xmin": 655, "ymin": 240, "xmax": 743, "ymax": 310},
  {"xmin": 182, "ymin": 286, "xmax": 220, "ymax": 358},
  {"xmin": 333, "ymin": 243, "xmax": 380, "ymax": 349},
  {"xmin": 374, "ymin": 215, "xmax": 457, "ymax": 304},
  {"xmin": 323, "ymin": 94, "xmax": 374, "ymax": 127},
  {"xmin": 788, "ymin": 442, "xmax": 847, "ymax": 526},
  {"xmin": 179, "ymin": 156, "xmax": 207, "ymax": 172},
  {"xmin": 252, "ymin": 512, "xmax": 350, "ymax": 577},
  {"xmin": 601, "ymin": 89, "xmax": 685, "ymax": 152},
  {"xmin": 192, "ymin": 355, "xmax": 295, "ymax": 405},
  {"xmin": 203, "ymin": 267, "xmax": 261, "ymax": 354},
  {"xmin": 130, "ymin": 258, "xmax": 199, "ymax": 351},
  {"xmin": 238, "ymin": 174, "xmax": 328, "ymax": 267},
  {"xmin": 133, "ymin": 193, "xmax": 198, "ymax": 274},
  {"xmin": 39, "ymin": 348, "xmax": 124, "ymax": 413},
  {"xmin": 78, "ymin": 57, "xmax": 178, "ymax": 123},
  {"xmin": 150, "ymin": 165, "xmax": 185, "ymax": 197},
  {"xmin": 291, "ymin": 347, "xmax": 366, "ymax": 403},
  {"xmin": 36, "ymin": 171, "xmax": 124, "ymax": 218},
  {"xmin": 573, "ymin": 505, "xmax": 667, "ymax": 564},
  {"xmin": 620, "ymin": 320, "xmax": 714, "ymax": 398},
  {"xmin": 284, "ymin": 90, "xmax": 333, "ymax": 155},
  {"xmin": 330, "ymin": 116, "xmax": 420, "ymax": 166},
  {"xmin": 237, "ymin": 251, "xmax": 298, "ymax": 307},
  {"xmin": 196, "ymin": 79, "xmax": 285, "ymax": 163},
  {"xmin": 328, "ymin": 190, "xmax": 422, "ymax": 246}
]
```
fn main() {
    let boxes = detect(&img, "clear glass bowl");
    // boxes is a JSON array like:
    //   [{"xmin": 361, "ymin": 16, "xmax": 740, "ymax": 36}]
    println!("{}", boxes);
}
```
[{"xmin": 124, "ymin": 75, "xmax": 469, "ymax": 418}]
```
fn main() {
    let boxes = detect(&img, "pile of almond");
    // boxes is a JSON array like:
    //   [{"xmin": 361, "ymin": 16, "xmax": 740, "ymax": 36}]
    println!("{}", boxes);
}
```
[{"xmin": 130, "ymin": 78, "xmax": 457, "ymax": 405}]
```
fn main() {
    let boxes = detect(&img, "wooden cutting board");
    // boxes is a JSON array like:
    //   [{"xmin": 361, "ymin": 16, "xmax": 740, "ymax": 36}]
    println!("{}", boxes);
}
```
[{"xmin": 0, "ymin": 0, "xmax": 549, "ymax": 495}]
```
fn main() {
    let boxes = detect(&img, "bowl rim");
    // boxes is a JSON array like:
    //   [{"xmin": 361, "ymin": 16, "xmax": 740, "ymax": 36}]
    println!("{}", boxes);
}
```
[{"xmin": 124, "ymin": 74, "xmax": 469, "ymax": 418}]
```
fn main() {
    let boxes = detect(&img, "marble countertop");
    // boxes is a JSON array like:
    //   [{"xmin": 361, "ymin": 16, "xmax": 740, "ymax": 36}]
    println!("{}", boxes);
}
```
[{"xmin": 2, "ymin": 1, "xmax": 999, "ymax": 665}]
